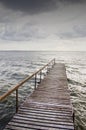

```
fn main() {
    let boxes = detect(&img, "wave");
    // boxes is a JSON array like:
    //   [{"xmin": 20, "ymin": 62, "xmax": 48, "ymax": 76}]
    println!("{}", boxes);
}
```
[{"xmin": 67, "ymin": 78, "xmax": 83, "ymax": 86}]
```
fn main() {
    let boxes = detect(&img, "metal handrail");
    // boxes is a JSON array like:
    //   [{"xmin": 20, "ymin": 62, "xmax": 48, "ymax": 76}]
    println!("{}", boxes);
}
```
[{"xmin": 0, "ymin": 59, "xmax": 55, "ymax": 112}]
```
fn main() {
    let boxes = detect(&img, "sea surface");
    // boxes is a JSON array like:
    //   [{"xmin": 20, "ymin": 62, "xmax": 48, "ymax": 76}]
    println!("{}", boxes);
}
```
[{"xmin": 0, "ymin": 51, "xmax": 86, "ymax": 130}]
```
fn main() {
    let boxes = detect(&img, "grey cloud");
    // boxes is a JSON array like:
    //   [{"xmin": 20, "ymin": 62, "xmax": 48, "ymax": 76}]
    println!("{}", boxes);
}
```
[
  {"xmin": 59, "ymin": 25, "xmax": 86, "ymax": 39},
  {"xmin": 0, "ymin": 0, "xmax": 85, "ymax": 14},
  {"xmin": 60, "ymin": 0, "xmax": 84, "ymax": 3},
  {"xmin": 59, "ymin": 32, "xmax": 75, "ymax": 39},
  {"xmin": 0, "ymin": 0, "xmax": 58, "ymax": 14},
  {"xmin": 0, "ymin": 22, "xmax": 48, "ymax": 41},
  {"xmin": 74, "ymin": 26, "xmax": 86, "ymax": 37}
]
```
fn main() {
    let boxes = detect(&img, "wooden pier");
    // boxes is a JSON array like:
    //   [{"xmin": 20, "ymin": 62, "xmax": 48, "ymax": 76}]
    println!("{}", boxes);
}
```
[{"xmin": 3, "ymin": 62, "xmax": 74, "ymax": 130}]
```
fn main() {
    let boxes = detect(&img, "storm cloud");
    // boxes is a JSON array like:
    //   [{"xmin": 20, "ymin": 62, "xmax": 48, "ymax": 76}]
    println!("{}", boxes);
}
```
[
  {"xmin": 0, "ymin": 0, "xmax": 85, "ymax": 14},
  {"xmin": 0, "ymin": 0, "xmax": 58, "ymax": 14},
  {"xmin": 59, "ymin": 25, "xmax": 86, "ymax": 39}
]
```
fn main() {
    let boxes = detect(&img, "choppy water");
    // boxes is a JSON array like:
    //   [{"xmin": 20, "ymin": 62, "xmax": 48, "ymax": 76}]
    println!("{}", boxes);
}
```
[{"xmin": 0, "ymin": 51, "xmax": 86, "ymax": 130}]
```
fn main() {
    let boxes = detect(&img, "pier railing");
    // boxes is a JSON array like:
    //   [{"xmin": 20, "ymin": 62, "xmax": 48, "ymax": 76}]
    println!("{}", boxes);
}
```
[{"xmin": 0, "ymin": 59, "xmax": 55, "ymax": 112}]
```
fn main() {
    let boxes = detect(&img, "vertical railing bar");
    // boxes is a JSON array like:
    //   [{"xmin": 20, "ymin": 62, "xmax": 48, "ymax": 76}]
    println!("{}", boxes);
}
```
[
  {"xmin": 50, "ymin": 63, "xmax": 52, "ymax": 68},
  {"xmin": 16, "ymin": 89, "xmax": 18, "ymax": 113},
  {"xmin": 54, "ymin": 58, "xmax": 55, "ymax": 65},
  {"xmin": 48, "ymin": 64, "xmax": 50, "ymax": 72},
  {"xmin": 40, "ymin": 71, "xmax": 42, "ymax": 83},
  {"xmin": 35, "ymin": 74, "xmax": 37, "ymax": 90},
  {"xmin": 49, "ymin": 63, "xmax": 51, "ymax": 71},
  {"xmin": 46, "ymin": 65, "xmax": 48, "ymax": 74},
  {"xmin": 52, "ymin": 59, "xmax": 54, "ymax": 66},
  {"xmin": 52, "ymin": 59, "xmax": 55, "ymax": 67}
]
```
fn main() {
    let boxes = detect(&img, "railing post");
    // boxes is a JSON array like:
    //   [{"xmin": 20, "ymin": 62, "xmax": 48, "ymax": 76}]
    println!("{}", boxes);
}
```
[
  {"xmin": 46, "ymin": 66, "xmax": 48, "ymax": 74},
  {"xmin": 52, "ymin": 59, "xmax": 55, "ymax": 68},
  {"xmin": 48, "ymin": 64, "xmax": 50, "ymax": 72},
  {"xmin": 54, "ymin": 58, "xmax": 55, "ymax": 65},
  {"xmin": 16, "ymin": 89, "xmax": 18, "ymax": 113},
  {"xmin": 51, "ymin": 62, "xmax": 53, "ymax": 68},
  {"xmin": 73, "ymin": 112, "xmax": 75, "ymax": 123},
  {"xmin": 40, "ymin": 71, "xmax": 42, "ymax": 83},
  {"xmin": 35, "ymin": 74, "xmax": 37, "ymax": 89}
]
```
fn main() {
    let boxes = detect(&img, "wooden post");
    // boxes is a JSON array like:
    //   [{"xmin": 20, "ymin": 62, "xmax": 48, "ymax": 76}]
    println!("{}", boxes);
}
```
[
  {"xmin": 54, "ymin": 58, "xmax": 55, "ymax": 65},
  {"xmin": 40, "ymin": 71, "xmax": 42, "ymax": 83},
  {"xmin": 35, "ymin": 74, "xmax": 36, "ymax": 89},
  {"xmin": 46, "ymin": 66, "xmax": 49, "ymax": 74},
  {"xmin": 16, "ymin": 89, "xmax": 18, "ymax": 113},
  {"xmin": 73, "ymin": 112, "xmax": 75, "ymax": 123}
]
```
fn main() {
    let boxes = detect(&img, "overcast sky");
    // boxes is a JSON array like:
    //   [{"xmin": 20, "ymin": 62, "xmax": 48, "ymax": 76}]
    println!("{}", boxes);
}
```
[{"xmin": 0, "ymin": 0, "xmax": 86, "ymax": 51}]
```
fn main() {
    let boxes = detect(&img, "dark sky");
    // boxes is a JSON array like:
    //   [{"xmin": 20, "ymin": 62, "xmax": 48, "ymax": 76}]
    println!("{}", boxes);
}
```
[
  {"xmin": 0, "ymin": 0, "xmax": 58, "ymax": 14},
  {"xmin": 0, "ymin": 0, "xmax": 84, "ymax": 14},
  {"xmin": 0, "ymin": 0, "xmax": 86, "ymax": 50}
]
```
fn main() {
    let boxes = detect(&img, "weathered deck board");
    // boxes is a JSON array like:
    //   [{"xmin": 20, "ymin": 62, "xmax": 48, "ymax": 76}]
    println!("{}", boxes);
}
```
[{"xmin": 4, "ymin": 63, "xmax": 74, "ymax": 130}]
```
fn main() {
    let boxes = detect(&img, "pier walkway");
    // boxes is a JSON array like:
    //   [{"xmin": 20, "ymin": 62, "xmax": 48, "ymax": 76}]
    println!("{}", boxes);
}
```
[{"xmin": 4, "ymin": 63, "xmax": 74, "ymax": 130}]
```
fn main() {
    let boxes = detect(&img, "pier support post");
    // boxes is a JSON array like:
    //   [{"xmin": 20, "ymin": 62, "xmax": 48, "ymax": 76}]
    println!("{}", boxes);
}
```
[
  {"xmin": 34, "ymin": 74, "xmax": 37, "ymax": 89},
  {"xmin": 40, "ymin": 71, "xmax": 42, "ymax": 83},
  {"xmin": 16, "ymin": 89, "xmax": 18, "ymax": 113}
]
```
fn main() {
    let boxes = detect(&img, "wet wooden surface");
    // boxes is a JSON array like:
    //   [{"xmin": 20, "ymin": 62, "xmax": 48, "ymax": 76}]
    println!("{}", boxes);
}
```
[{"xmin": 5, "ymin": 64, "xmax": 74, "ymax": 130}]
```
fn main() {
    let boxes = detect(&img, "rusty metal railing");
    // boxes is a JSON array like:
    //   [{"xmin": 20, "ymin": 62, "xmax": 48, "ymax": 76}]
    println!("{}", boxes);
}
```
[{"xmin": 0, "ymin": 59, "xmax": 55, "ymax": 112}]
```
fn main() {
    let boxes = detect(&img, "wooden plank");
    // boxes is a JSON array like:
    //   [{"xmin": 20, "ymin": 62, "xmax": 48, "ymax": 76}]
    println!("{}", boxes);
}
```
[
  {"xmin": 21, "ymin": 104, "xmax": 73, "ymax": 112},
  {"xmin": 20, "ymin": 106, "xmax": 72, "ymax": 114},
  {"xmin": 13, "ymin": 115, "xmax": 74, "ymax": 126},
  {"xmin": 5, "ymin": 126, "xmax": 34, "ymax": 130},
  {"xmin": 15, "ymin": 114, "xmax": 73, "ymax": 123},
  {"xmin": 19, "ymin": 108, "xmax": 72, "ymax": 117},
  {"xmin": 7, "ymin": 120, "xmax": 74, "ymax": 130},
  {"xmin": 18, "ymin": 111, "xmax": 72, "ymax": 120},
  {"xmin": 5, "ymin": 124, "xmax": 65, "ymax": 130},
  {"xmin": 15, "ymin": 113, "xmax": 73, "ymax": 123}
]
